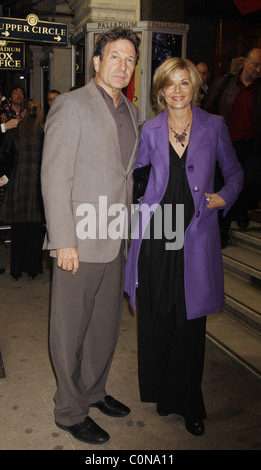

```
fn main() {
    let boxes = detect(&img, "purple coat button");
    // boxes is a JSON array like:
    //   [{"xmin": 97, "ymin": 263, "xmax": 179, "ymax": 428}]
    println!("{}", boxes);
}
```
[
  {"xmin": 188, "ymin": 165, "xmax": 194, "ymax": 171},
  {"xmin": 193, "ymin": 186, "xmax": 199, "ymax": 192}
]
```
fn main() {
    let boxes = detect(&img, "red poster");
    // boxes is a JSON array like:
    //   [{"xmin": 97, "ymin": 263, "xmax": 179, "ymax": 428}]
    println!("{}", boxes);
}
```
[
  {"xmin": 126, "ymin": 72, "xmax": 135, "ymax": 102},
  {"xmin": 233, "ymin": 0, "xmax": 261, "ymax": 15}
]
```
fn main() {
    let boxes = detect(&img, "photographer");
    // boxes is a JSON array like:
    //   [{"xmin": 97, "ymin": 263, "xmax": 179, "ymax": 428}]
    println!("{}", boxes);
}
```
[
  {"xmin": 0, "ymin": 87, "xmax": 18, "ymax": 136},
  {"xmin": 0, "ymin": 86, "xmax": 25, "ymax": 126}
]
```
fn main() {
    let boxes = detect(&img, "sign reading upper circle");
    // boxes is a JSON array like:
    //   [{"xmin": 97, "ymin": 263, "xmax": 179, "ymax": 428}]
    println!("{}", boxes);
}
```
[{"xmin": 0, "ymin": 14, "xmax": 68, "ymax": 45}]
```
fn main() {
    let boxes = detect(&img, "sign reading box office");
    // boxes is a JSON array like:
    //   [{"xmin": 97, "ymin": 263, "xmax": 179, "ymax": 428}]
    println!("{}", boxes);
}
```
[
  {"xmin": 0, "ymin": 13, "xmax": 68, "ymax": 45},
  {"xmin": 0, "ymin": 40, "xmax": 25, "ymax": 70}
]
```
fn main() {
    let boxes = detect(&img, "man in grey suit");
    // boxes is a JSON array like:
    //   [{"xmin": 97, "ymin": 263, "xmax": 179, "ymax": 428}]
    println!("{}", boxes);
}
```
[{"xmin": 41, "ymin": 27, "xmax": 140, "ymax": 445}]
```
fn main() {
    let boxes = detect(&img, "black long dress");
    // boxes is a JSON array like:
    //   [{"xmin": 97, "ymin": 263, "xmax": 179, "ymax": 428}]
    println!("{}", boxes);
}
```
[{"xmin": 137, "ymin": 143, "xmax": 207, "ymax": 421}]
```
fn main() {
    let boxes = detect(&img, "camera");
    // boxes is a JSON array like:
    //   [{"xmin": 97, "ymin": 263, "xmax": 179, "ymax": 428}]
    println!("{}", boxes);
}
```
[{"xmin": 0, "ymin": 97, "xmax": 16, "ymax": 120}]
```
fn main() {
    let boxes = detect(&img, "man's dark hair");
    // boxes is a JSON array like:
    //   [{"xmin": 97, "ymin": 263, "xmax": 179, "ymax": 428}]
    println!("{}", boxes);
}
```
[
  {"xmin": 93, "ymin": 27, "xmax": 140, "ymax": 64},
  {"xmin": 9, "ymin": 85, "xmax": 26, "ymax": 98},
  {"xmin": 48, "ymin": 89, "xmax": 60, "ymax": 95}
]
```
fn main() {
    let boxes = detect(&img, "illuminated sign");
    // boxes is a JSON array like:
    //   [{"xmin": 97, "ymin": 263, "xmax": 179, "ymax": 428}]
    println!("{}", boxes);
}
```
[
  {"xmin": 0, "ymin": 14, "xmax": 68, "ymax": 45},
  {"xmin": 0, "ymin": 40, "xmax": 25, "ymax": 69}
]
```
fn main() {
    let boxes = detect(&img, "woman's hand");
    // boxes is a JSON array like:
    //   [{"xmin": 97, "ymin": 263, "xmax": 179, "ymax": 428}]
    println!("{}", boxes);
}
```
[
  {"xmin": 205, "ymin": 192, "xmax": 226, "ymax": 209},
  {"xmin": 0, "ymin": 175, "xmax": 8, "ymax": 187}
]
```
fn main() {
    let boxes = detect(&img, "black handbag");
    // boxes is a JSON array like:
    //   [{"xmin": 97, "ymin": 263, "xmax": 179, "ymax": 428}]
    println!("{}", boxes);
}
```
[{"xmin": 133, "ymin": 164, "xmax": 151, "ymax": 203}]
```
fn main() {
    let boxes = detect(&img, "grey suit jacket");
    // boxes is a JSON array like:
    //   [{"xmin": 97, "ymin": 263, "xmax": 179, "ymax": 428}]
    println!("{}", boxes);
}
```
[{"xmin": 41, "ymin": 80, "xmax": 139, "ymax": 263}]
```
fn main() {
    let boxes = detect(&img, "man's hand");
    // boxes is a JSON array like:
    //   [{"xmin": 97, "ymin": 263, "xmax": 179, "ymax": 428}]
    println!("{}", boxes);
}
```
[
  {"xmin": 57, "ymin": 247, "xmax": 79, "ymax": 274},
  {"xmin": 5, "ymin": 119, "xmax": 19, "ymax": 130},
  {"xmin": 0, "ymin": 113, "xmax": 7, "ymax": 123},
  {"xmin": 205, "ymin": 192, "xmax": 226, "ymax": 209}
]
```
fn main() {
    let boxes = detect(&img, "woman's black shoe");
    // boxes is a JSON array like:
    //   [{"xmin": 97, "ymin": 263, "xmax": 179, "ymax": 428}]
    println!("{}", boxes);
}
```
[
  {"xmin": 184, "ymin": 418, "xmax": 205, "ymax": 436},
  {"xmin": 0, "ymin": 268, "xmax": 5, "ymax": 274}
]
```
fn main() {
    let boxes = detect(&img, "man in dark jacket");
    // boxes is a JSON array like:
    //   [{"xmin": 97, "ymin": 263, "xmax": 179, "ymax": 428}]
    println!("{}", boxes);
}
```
[
  {"xmin": 204, "ymin": 48, "xmax": 261, "ymax": 246},
  {"xmin": 196, "ymin": 62, "xmax": 210, "ymax": 108}
]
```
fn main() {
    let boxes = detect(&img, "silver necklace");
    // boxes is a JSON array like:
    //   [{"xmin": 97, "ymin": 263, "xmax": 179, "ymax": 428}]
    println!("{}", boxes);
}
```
[{"xmin": 169, "ymin": 119, "xmax": 192, "ymax": 147}]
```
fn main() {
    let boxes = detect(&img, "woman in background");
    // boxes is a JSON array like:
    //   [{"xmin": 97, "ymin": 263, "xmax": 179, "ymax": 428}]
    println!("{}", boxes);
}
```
[
  {"xmin": 124, "ymin": 58, "xmax": 243, "ymax": 436},
  {"xmin": 0, "ymin": 99, "xmax": 45, "ymax": 279}
]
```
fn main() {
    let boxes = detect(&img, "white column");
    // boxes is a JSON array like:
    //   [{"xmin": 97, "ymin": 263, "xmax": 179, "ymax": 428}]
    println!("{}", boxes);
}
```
[
  {"xmin": 49, "ymin": 52, "xmax": 54, "ymax": 90},
  {"xmin": 29, "ymin": 45, "xmax": 43, "ymax": 101}
]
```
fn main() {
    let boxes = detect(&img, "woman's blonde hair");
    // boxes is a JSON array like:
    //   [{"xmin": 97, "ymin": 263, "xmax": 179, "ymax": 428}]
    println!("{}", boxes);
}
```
[
  {"xmin": 153, "ymin": 57, "xmax": 202, "ymax": 112},
  {"xmin": 18, "ymin": 99, "xmax": 44, "ymax": 137}
]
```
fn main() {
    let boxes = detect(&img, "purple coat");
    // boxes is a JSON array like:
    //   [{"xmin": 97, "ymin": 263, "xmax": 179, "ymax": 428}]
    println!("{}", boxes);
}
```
[{"xmin": 124, "ymin": 106, "xmax": 244, "ymax": 320}]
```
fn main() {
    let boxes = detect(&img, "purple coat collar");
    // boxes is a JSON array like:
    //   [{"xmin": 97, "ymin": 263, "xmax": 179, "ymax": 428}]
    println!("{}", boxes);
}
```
[{"xmin": 146, "ymin": 107, "xmax": 209, "ymax": 169}]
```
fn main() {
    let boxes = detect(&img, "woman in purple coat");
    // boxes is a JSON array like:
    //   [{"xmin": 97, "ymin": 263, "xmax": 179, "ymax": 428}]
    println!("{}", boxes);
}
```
[{"xmin": 124, "ymin": 58, "xmax": 243, "ymax": 436}]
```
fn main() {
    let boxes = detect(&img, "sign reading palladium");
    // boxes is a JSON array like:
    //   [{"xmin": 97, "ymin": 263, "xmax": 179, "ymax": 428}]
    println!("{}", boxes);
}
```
[
  {"xmin": 0, "ymin": 41, "xmax": 25, "ymax": 69},
  {"xmin": 0, "ymin": 14, "xmax": 68, "ymax": 45}
]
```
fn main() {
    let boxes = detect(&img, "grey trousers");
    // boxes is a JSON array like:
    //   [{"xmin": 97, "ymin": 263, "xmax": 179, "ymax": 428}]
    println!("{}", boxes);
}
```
[{"xmin": 49, "ymin": 247, "xmax": 124, "ymax": 426}]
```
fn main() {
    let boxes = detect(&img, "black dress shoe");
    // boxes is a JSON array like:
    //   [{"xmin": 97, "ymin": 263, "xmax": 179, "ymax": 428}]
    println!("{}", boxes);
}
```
[
  {"xmin": 184, "ymin": 418, "xmax": 205, "ymax": 436},
  {"xmin": 90, "ymin": 395, "xmax": 130, "ymax": 417},
  {"xmin": 55, "ymin": 416, "xmax": 110, "ymax": 444},
  {"xmin": 0, "ymin": 268, "xmax": 5, "ymax": 274}
]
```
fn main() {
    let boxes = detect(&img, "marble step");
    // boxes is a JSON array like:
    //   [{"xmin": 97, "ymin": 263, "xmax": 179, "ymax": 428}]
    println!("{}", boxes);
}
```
[
  {"xmin": 229, "ymin": 220, "xmax": 261, "ymax": 253},
  {"xmin": 223, "ymin": 271, "xmax": 261, "ymax": 333},
  {"xmin": 206, "ymin": 311, "xmax": 261, "ymax": 384},
  {"xmin": 208, "ymin": 214, "xmax": 261, "ymax": 382},
  {"xmin": 222, "ymin": 244, "xmax": 261, "ymax": 284}
]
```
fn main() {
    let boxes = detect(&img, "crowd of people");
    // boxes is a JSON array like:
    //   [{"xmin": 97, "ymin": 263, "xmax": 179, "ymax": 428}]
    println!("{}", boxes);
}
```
[
  {"xmin": 0, "ymin": 26, "xmax": 260, "ymax": 445},
  {"xmin": 204, "ymin": 48, "xmax": 261, "ymax": 246},
  {"xmin": 196, "ymin": 50, "xmax": 261, "ymax": 246},
  {"xmin": 0, "ymin": 85, "xmax": 60, "ymax": 278}
]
